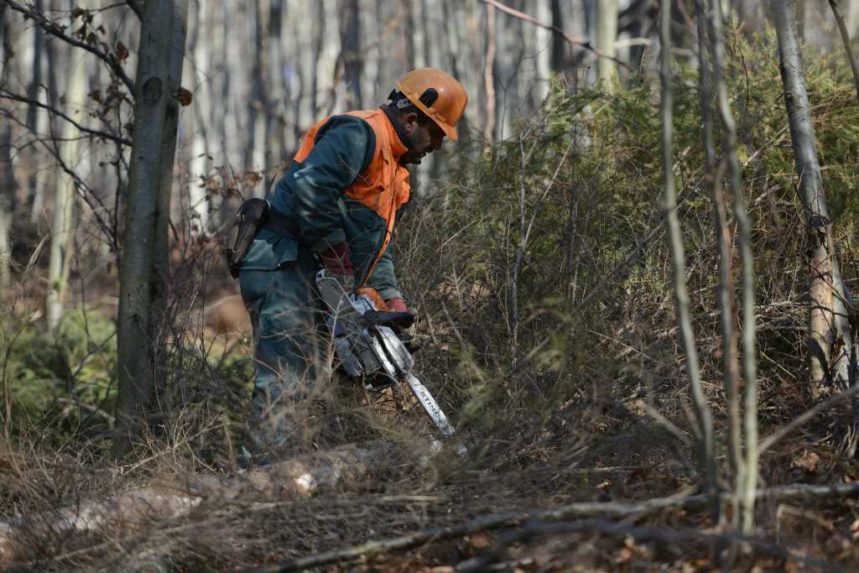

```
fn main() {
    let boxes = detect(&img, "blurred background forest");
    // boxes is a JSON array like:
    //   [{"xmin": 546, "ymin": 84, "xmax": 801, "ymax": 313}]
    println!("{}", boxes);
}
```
[{"xmin": 1, "ymin": 0, "xmax": 859, "ymax": 570}]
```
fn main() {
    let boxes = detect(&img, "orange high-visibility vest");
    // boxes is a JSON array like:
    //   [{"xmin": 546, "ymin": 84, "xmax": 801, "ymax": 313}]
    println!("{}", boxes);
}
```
[{"xmin": 292, "ymin": 109, "xmax": 411, "ymax": 282}]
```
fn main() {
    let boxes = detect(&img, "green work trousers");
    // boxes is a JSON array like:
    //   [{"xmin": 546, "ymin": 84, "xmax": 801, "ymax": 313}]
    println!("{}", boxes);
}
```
[{"xmin": 239, "ymin": 242, "xmax": 327, "ymax": 448}]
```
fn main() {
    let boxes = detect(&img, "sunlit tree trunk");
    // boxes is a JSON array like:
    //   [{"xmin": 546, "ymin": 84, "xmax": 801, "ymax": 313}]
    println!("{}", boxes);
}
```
[
  {"xmin": 188, "ymin": 0, "xmax": 210, "ymax": 233},
  {"xmin": 596, "ymin": 0, "xmax": 619, "ymax": 91},
  {"xmin": 45, "ymin": 48, "xmax": 86, "ymax": 333},
  {"xmin": 483, "ymin": 1, "xmax": 497, "ymax": 143},
  {"xmin": 771, "ymin": 0, "xmax": 853, "ymax": 395},
  {"xmin": 115, "ymin": 0, "xmax": 190, "ymax": 454},
  {"xmin": 248, "ymin": 0, "xmax": 267, "ymax": 175}
]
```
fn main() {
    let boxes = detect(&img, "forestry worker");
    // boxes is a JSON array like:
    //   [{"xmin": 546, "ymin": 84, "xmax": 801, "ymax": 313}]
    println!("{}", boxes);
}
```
[{"xmin": 236, "ymin": 68, "xmax": 468, "ymax": 453}]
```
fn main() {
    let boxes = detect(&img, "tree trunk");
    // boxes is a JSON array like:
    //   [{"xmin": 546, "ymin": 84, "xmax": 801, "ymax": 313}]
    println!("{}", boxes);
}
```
[
  {"xmin": 770, "ymin": 0, "xmax": 853, "ymax": 396},
  {"xmin": 483, "ymin": 1, "xmax": 497, "ymax": 143},
  {"xmin": 826, "ymin": 0, "xmax": 859, "ymax": 103},
  {"xmin": 659, "ymin": 0, "xmax": 718, "ymax": 521},
  {"xmin": 340, "ymin": 0, "xmax": 363, "ymax": 109},
  {"xmin": 596, "ymin": 0, "xmax": 619, "ymax": 92},
  {"xmin": 115, "ymin": 0, "xmax": 190, "ymax": 454},
  {"xmin": 0, "ymin": 3, "xmax": 16, "ymax": 299},
  {"xmin": 696, "ymin": 0, "xmax": 744, "ymax": 528},
  {"xmin": 45, "ymin": 46, "xmax": 86, "ymax": 334},
  {"xmin": 707, "ymin": 0, "xmax": 759, "ymax": 533},
  {"xmin": 188, "ymin": 0, "xmax": 210, "ymax": 233},
  {"xmin": 550, "ymin": 0, "xmax": 567, "ymax": 73}
]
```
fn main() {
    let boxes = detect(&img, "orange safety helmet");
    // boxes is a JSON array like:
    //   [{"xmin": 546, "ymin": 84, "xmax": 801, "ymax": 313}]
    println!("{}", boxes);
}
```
[{"xmin": 396, "ymin": 68, "xmax": 468, "ymax": 140}]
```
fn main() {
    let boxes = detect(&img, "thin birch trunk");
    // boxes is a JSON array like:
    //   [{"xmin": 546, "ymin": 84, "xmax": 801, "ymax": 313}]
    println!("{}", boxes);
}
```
[
  {"xmin": 550, "ymin": 0, "xmax": 566, "ymax": 72},
  {"xmin": 708, "ymin": 0, "xmax": 758, "ymax": 533},
  {"xmin": 311, "ymin": 1, "xmax": 324, "ymax": 118},
  {"xmin": 695, "ymin": 0, "xmax": 743, "ymax": 528},
  {"xmin": 189, "ymin": 0, "xmax": 210, "ymax": 233},
  {"xmin": 771, "ymin": 0, "xmax": 853, "ymax": 395},
  {"xmin": 0, "ymin": 6, "xmax": 13, "ymax": 299},
  {"xmin": 248, "ymin": 0, "xmax": 267, "ymax": 175},
  {"xmin": 826, "ymin": 0, "xmax": 859, "ymax": 103},
  {"xmin": 45, "ymin": 47, "xmax": 86, "ymax": 334},
  {"xmin": 596, "ymin": 0, "xmax": 619, "ymax": 92},
  {"xmin": 403, "ymin": 0, "xmax": 416, "ymax": 70},
  {"xmin": 483, "ymin": 1, "xmax": 497, "ymax": 144},
  {"xmin": 115, "ymin": 0, "xmax": 190, "ymax": 454},
  {"xmin": 265, "ymin": 0, "xmax": 284, "ymax": 174},
  {"xmin": 659, "ymin": 0, "xmax": 718, "ymax": 520}
]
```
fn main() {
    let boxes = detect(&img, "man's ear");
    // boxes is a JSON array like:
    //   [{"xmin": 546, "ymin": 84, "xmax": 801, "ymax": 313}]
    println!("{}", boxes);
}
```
[{"xmin": 402, "ymin": 111, "xmax": 420, "ymax": 133}]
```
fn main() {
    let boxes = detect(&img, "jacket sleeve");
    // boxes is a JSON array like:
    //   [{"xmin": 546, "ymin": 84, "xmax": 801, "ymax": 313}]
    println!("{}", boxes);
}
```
[
  {"xmin": 292, "ymin": 116, "xmax": 376, "ymax": 254},
  {"xmin": 366, "ymin": 191, "xmax": 412, "ymax": 300},
  {"xmin": 366, "ymin": 242, "xmax": 402, "ymax": 301}
]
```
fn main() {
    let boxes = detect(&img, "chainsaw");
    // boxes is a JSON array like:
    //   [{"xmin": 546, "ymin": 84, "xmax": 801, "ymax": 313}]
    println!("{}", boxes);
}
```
[{"xmin": 316, "ymin": 269, "xmax": 466, "ymax": 456}]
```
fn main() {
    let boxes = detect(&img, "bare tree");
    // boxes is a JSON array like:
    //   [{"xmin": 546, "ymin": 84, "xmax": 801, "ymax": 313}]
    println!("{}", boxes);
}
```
[
  {"xmin": 770, "ymin": 0, "xmax": 854, "ymax": 396},
  {"xmin": 695, "ymin": 0, "xmax": 743, "ymax": 527},
  {"xmin": 115, "ymin": 0, "xmax": 190, "ymax": 453},
  {"xmin": 659, "ymin": 0, "xmax": 718, "ymax": 520},
  {"xmin": 706, "ymin": 0, "xmax": 759, "ymax": 533},
  {"xmin": 45, "ymin": 48, "xmax": 87, "ymax": 333}
]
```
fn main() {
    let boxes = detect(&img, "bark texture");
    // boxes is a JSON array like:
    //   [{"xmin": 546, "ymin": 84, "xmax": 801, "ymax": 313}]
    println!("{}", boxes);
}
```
[
  {"xmin": 770, "ymin": 0, "xmax": 853, "ymax": 395},
  {"xmin": 115, "ymin": 0, "xmax": 190, "ymax": 452}
]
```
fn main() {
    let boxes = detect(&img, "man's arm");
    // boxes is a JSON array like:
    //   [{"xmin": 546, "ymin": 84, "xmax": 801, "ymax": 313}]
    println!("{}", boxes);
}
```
[{"xmin": 292, "ymin": 116, "xmax": 375, "ymax": 254}]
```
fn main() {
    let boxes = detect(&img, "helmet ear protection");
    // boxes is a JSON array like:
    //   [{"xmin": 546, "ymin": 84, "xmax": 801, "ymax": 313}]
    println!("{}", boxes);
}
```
[{"xmin": 419, "ymin": 88, "xmax": 438, "ymax": 107}]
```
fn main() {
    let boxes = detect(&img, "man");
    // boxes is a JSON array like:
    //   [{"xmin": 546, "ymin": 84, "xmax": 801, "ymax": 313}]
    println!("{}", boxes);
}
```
[{"xmin": 237, "ymin": 68, "xmax": 468, "ymax": 451}]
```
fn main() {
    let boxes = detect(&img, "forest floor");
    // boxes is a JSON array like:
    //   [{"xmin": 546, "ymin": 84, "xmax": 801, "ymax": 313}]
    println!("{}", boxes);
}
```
[{"xmin": 2, "ymin": 358, "xmax": 859, "ymax": 573}]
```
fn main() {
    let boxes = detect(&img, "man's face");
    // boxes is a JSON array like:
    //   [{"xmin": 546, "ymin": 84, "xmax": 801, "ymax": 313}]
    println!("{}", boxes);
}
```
[{"xmin": 401, "ymin": 114, "xmax": 445, "ymax": 165}]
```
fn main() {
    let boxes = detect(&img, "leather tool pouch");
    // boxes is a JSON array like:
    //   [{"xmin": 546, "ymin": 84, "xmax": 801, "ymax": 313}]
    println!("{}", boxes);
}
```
[{"xmin": 226, "ymin": 198, "xmax": 270, "ymax": 278}]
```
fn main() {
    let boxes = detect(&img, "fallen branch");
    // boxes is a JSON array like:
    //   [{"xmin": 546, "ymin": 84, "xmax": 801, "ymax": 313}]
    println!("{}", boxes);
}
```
[{"xmin": 248, "ymin": 483, "xmax": 859, "ymax": 573}]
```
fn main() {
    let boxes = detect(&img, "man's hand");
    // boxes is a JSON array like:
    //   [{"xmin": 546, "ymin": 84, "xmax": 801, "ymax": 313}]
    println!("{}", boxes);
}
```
[
  {"xmin": 386, "ymin": 297, "xmax": 407, "ymax": 313},
  {"xmin": 319, "ymin": 242, "xmax": 354, "ymax": 277}
]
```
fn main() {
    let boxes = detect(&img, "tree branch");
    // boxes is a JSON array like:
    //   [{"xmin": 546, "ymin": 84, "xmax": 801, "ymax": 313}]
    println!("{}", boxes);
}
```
[
  {"xmin": 5, "ymin": 0, "xmax": 135, "ymax": 93},
  {"xmin": 0, "ymin": 89, "xmax": 132, "ymax": 146},
  {"xmin": 477, "ymin": 0, "xmax": 633, "ymax": 72},
  {"xmin": 248, "ymin": 483, "xmax": 859, "ymax": 572}
]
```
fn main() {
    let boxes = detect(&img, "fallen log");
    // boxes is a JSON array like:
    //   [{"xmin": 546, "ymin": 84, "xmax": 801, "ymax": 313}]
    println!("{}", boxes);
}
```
[{"xmin": 0, "ymin": 440, "xmax": 400, "ymax": 566}]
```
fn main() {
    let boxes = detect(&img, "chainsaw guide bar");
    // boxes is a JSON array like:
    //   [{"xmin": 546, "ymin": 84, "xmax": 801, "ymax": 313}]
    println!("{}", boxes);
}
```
[{"xmin": 316, "ymin": 270, "xmax": 467, "ymax": 456}]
